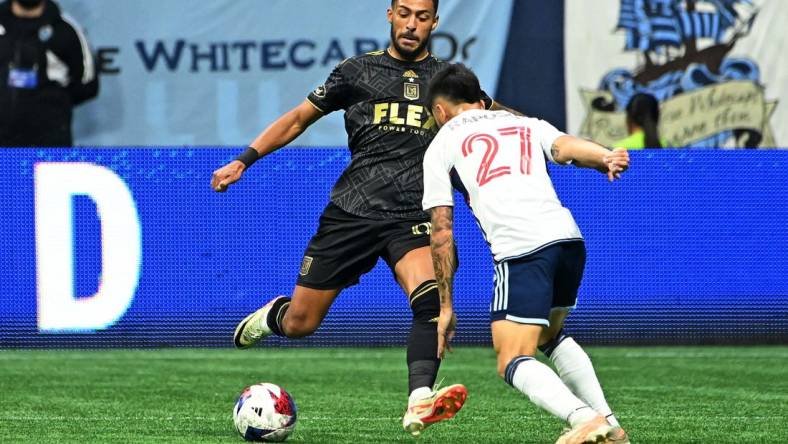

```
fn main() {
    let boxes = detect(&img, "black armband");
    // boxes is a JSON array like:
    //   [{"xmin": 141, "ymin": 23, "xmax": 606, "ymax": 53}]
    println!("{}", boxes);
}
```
[{"xmin": 236, "ymin": 147, "xmax": 260, "ymax": 168}]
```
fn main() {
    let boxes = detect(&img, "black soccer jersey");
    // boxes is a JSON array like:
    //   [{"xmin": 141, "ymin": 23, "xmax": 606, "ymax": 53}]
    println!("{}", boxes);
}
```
[{"xmin": 307, "ymin": 50, "xmax": 491, "ymax": 220}]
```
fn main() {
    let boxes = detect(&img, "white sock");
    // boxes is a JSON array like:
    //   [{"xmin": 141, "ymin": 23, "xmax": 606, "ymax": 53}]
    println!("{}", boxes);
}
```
[
  {"xmin": 550, "ymin": 338, "xmax": 619, "ymax": 427},
  {"xmin": 508, "ymin": 357, "xmax": 597, "ymax": 427},
  {"xmin": 408, "ymin": 386, "xmax": 432, "ymax": 405}
]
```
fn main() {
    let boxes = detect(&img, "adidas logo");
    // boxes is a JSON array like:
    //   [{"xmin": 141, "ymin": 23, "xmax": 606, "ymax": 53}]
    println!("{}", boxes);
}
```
[{"xmin": 403, "ymin": 70, "xmax": 419, "ymax": 79}]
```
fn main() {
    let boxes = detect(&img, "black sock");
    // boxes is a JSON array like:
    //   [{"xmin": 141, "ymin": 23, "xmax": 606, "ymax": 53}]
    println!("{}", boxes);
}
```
[
  {"xmin": 538, "ymin": 328, "xmax": 568, "ymax": 358},
  {"xmin": 407, "ymin": 280, "xmax": 441, "ymax": 394},
  {"xmin": 265, "ymin": 297, "xmax": 291, "ymax": 337}
]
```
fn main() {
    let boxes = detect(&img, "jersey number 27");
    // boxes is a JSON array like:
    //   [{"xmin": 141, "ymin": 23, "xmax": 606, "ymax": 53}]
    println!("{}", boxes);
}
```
[{"xmin": 461, "ymin": 126, "xmax": 532, "ymax": 187}]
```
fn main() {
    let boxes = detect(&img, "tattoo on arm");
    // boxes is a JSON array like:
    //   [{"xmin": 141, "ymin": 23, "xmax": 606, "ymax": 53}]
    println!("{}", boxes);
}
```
[
  {"xmin": 429, "ymin": 206, "xmax": 456, "ymax": 308},
  {"xmin": 551, "ymin": 144, "xmax": 560, "ymax": 161}
]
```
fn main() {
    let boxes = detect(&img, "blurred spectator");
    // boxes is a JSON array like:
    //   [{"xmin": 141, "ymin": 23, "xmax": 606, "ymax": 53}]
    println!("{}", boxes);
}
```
[
  {"xmin": 0, "ymin": 0, "xmax": 98, "ymax": 147},
  {"xmin": 615, "ymin": 93, "xmax": 664, "ymax": 149}
]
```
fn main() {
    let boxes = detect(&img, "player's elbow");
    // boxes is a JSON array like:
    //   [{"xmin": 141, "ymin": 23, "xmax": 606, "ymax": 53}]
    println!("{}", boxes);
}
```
[{"xmin": 551, "ymin": 135, "xmax": 576, "ymax": 164}]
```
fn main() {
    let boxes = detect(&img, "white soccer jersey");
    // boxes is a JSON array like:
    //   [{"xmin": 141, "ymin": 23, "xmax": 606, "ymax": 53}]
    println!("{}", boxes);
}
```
[{"xmin": 422, "ymin": 109, "xmax": 582, "ymax": 262}]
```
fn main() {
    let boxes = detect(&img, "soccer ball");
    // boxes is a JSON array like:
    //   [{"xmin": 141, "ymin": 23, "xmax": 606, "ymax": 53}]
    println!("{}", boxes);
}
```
[{"xmin": 233, "ymin": 383, "xmax": 297, "ymax": 442}]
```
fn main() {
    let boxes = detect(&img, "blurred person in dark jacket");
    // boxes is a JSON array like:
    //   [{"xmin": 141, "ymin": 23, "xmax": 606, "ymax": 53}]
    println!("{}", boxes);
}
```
[{"xmin": 0, "ymin": 0, "xmax": 98, "ymax": 147}]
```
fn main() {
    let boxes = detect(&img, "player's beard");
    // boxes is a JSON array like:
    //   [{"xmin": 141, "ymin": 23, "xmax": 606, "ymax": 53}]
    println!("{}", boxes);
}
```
[{"xmin": 390, "ymin": 24, "xmax": 430, "ymax": 61}]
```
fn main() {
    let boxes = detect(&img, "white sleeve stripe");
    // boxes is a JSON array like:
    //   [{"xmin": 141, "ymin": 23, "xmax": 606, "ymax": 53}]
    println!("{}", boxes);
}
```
[
  {"xmin": 61, "ymin": 13, "xmax": 95, "ymax": 84},
  {"xmin": 305, "ymin": 97, "xmax": 325, "ymax": 113}
]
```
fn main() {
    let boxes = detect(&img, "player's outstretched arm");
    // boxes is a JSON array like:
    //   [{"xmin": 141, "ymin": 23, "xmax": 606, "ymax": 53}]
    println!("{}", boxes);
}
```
[
  {"xmin": 429, "ymin": 206, "xmax": 458, "ymax": 359},
  {"xmin": 551, "ymin": 135, "xmax": 630, "ymax": 182},
  {"xmin": 211, "ymin": 100, "xmax": 324, "ymax": 192}
]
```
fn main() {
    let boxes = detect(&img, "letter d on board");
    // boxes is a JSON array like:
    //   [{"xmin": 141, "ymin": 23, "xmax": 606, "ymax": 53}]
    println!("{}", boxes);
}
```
[{"xmin": 35, "ymin": 163, "xmax": 142, "ymax": 332}]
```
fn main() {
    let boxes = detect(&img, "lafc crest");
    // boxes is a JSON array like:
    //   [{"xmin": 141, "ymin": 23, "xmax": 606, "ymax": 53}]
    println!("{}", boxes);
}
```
[
  {"xmin": 404, "ymin": 83, "xmax": 420, "ymax": 100},
  {"xmin": 299, "ymin": 256, "xmax": 313, "ymax": 276}
]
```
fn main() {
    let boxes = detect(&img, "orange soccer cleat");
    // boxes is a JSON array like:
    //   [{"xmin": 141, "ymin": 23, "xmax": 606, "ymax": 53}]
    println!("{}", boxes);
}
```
[{"xmin": 402, "ymin": 383, "xmax": 468, "ymax": 437}]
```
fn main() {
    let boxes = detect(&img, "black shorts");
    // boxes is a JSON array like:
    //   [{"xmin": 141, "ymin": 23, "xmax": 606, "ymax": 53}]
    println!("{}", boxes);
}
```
[
  {"xmin": 490, "ymin": 241, "xmax": 586, "ymax": 326},
  {"xmin": 296, "ymin": 202, "xmax": 431, "ymax": 290}
]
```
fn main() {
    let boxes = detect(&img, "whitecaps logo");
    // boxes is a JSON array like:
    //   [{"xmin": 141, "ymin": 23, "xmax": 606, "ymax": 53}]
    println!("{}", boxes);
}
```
[{"xmin": 580, "ymin": 0, "xmax": 778, "ymax": 148}]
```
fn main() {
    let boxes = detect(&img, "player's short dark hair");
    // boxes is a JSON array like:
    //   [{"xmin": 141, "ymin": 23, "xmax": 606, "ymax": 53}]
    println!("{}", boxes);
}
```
[
  {"xmin": 426, "ymin": 63, "xmax": 483, "ymax": 110},
  {"xmin": 391, "ymin": 0, "xmax": 439, "ymax": 15}
]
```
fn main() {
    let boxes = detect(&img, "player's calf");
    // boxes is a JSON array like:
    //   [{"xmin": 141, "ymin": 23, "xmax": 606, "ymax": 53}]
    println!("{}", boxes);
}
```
[
  {"xmin": 540, "ymin": 330, "xmax": 622, "ymax": 429},
  {"xmin": 503, "ymin": 354, "xmax": 601, "ymax": 432},
  {"xmin": 402, "ymin": 280, "xmax": 469, "ymax": 436},
  {"xmin": 407, "ymin": 280, "xmax": 442, "ymax": 394},
  {"xmin": 494, "ymin": 321, "xmax": 607, "ymax": 442},
  {"xmin": 280, "ymin": 307, "xmax": 321, "ymax": 338}
]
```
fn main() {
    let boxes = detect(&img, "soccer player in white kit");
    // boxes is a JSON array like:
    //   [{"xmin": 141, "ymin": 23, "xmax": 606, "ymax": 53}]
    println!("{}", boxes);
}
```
[{"xmin": 422, "ymin": 64, "xmax": 631, "ymax": 444}]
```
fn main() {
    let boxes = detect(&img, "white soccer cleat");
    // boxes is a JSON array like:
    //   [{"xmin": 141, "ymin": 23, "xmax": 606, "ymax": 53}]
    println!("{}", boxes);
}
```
[
  {"xmin": 402, "ymin": 384, "xmax": 467, "ymax": 437},
  {"xmin": 555, "ymin": 415, "xmax": 614, "ymax": 444},
  {"xmin": 233, "ymin": 296, "xmax": 287, "ymax": 349}
]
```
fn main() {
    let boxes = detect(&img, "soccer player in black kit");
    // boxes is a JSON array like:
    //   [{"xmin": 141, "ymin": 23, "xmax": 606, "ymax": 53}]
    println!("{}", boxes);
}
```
[{"xmin": 211, "ymin": 0, "xmax": 513, "ymax": 436}]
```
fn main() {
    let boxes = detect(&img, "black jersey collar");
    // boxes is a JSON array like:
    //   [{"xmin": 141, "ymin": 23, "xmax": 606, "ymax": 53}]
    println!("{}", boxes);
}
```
[{"xmin": 384, "ymin": 47, "xmax": 433, "ymax": 66}]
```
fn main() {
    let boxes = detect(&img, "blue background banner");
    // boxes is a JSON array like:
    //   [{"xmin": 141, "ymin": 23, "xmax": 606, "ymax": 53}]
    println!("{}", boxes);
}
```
[
  {"xmin": 56, "ymin": 0, "xmax": 514, "ymax": 146},
  {"xmin": 1, "ymin": 149, "xmax": 786, "ymax": 347}
]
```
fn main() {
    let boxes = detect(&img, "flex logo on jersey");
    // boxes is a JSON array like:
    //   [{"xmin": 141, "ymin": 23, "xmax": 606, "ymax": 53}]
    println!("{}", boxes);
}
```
[{"xmin": 372, "ymin": 103, "xmax": 435, "ymax": 130}]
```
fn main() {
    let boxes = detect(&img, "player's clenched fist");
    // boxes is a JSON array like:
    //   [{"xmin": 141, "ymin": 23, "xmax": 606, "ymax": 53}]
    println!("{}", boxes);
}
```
[{"xmin": 211, "ymin": 160, "xmax": 246, "ymax": 192}]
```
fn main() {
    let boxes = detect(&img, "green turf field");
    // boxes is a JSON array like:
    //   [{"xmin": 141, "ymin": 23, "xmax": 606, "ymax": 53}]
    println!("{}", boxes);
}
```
[{"xmin": 0, "ymin": 347, "xmax": 785, "ymax": 443}]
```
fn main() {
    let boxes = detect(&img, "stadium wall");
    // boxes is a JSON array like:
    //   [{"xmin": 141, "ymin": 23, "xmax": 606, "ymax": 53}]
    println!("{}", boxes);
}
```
[{"xmin": 1, "ymin": 149, "xmax": 786, "ymax": 348}]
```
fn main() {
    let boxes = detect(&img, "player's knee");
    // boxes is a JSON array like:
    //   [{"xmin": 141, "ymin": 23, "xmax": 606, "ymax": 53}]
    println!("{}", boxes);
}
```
[
  {"xmin": 281, "ymin": 311, "xmax": 318, "ymax": 338},
  {"xmin": 406, "ymin": 280, "xmax": 440, "ymax": 367},
  {"xmin": 409, "ymin": 280, "xmax": 439, "ymax": 321},
  {"xmin": 496, "ymin": 350, "xmax": 534, "ymax": 379}
]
